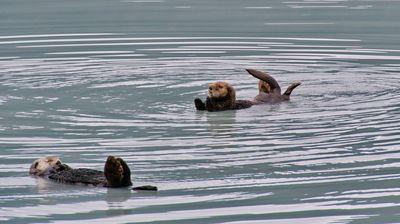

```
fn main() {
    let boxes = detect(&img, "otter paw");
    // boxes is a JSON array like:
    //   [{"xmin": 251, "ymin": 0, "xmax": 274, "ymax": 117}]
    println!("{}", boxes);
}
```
[{"xmin": 194, "ymin": 98, "xmax": 206, "ymax": 110}]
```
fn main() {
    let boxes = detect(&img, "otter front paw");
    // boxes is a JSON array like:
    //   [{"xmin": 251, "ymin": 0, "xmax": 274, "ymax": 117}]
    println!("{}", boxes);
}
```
[{"xmin": 194, "ymin": 98, "xmax": 206, "ymax": 110}]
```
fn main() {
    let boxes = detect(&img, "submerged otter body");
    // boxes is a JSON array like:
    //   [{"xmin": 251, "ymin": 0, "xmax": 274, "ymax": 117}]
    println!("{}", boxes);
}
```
[
  {"xmin": 49, "ymin": 168, "xmax": 107, "ymax": 186},
  {"xmin": 201, "ymin": 96, "xmax": 253, "ymax": 111},
  {"xmin": 247, "ymin": 69, "xmax": 301, "ymax": 104},
  {"xmin": 194, "ymin": 81, "xmax": 253, "ymax": 112},
  {"xmin": 29, "ymin": 156, "xmax": 134, "ymax": 188}
]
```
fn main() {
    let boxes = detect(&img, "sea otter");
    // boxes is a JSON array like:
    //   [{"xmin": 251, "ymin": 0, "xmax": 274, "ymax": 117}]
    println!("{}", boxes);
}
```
[
  {"xmin": 194, "ymin": 81, "xmax": 253, "ymax": 112},
  {"xmin": 247, "ymin": 69, "xmax": 301, "ymax": 103},
  {"xmin": 29, "ymin": 156, "xmax": 157, "ymax": 191}
]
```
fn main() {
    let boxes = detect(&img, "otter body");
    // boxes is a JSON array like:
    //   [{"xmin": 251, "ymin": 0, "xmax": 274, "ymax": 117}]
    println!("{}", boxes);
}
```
[
  {"xmin": 29, "ymin": 156, "xmax": 133, "ymax": 188},
  {"xmin": 49, "ymin": 168, "xmax": 107, "ymax": 186},
  {"xmin": 194, "ymin": 81, "xmax": 253, "ymax": 112}
]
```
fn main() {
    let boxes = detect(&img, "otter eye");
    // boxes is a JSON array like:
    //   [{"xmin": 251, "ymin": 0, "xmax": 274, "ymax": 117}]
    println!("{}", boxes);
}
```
[
  {"xmin": 209, "ymin": 87, "xmax": 212, "ymax": 90},
  {"xmin": 34, "ymin": 162, "xmax": 39, "ymax": 168}
]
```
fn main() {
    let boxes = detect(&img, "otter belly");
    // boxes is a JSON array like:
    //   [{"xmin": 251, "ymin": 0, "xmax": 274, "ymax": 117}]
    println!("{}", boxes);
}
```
[{"xmin": 48, "ymin": 168, "xmax": 107, "ymax": 187}]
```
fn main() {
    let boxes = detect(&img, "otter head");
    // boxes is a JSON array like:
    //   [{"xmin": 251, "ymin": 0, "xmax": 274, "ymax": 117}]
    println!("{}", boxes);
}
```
[
  {"xmin": 258, "ymin": 80, "xmax": 271, "ymax": 94},
  {"xmin": 29, "ymin": 156, "xmax": 62, "ymax": 176},
  {"xmin": 208, "ymin": 81, "xmax": 235, "ymax": 99}
]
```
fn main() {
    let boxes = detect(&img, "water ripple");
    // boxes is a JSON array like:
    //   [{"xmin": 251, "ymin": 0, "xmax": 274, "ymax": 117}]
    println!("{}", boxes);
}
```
[{"xmin": 1, "ymin": 33, "xmax": 400, "ymax": 223}]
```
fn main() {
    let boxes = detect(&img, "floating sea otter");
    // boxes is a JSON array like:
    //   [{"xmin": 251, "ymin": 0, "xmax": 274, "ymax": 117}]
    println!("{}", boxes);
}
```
[
  {"xmin": 247, "ymin": 69, "xmax": 301, "ymax": 104},
  {"xmin": 194, "ymin": 81, "xmax": 253, "ymax": 111},
  {"xmin": 29, "ymin": 156, "xmax": 157, "ymax": 191},
  {"xmin": 194, "ymin": 69, "xmax": 301, "ymax": 112}
]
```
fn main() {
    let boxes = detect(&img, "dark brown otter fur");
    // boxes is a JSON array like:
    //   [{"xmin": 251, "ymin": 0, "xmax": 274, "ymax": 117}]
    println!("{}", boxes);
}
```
[
  {"xmin": 104, "ymin": 156, "xmax": 132, "ymax": 187},
  {"xmin": 247, "ymin": 69, "xmax": 301, "ymax": 104},
  {"xmin": 194, "ymin": 81, "xmax": 253, "ymax": 112}
]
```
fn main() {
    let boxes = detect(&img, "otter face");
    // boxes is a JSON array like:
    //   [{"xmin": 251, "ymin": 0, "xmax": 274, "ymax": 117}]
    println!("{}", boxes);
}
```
[
  {"xmin": 258, "ymin": 80, "xmax": 271, "ymax": 94},
  {"xmin": 29, "ymin": 156, "xmax": 62, "ymax": 176},
  {"xmin": 208, "ymin": 81, "xmax": 231, "ymax": 98}
]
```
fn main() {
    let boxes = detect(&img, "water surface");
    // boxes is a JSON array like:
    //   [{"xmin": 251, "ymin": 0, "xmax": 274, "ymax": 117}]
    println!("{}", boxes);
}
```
[{"xmin": 1, "ymin": 0, "xmax": 400, "ymax": 223}]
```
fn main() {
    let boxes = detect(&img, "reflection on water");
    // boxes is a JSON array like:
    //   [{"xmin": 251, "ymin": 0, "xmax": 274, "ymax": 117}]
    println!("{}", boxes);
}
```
[{"xmin": 1, "ymin": 0, "xmax": 400, "ymax": 223}]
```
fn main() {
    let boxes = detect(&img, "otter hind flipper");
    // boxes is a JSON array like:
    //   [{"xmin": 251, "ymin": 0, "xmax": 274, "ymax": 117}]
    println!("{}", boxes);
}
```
[
  {"xmin": 246, "ymin": 69, "xmax": 281, "ymax": 94},
  {"xmin": 283, "ymin": 82, "xmax": 301, "ymax": 96},
  {"xmin": 104, "ymin": 156, "xmax": 131, "ymax": 188},
  {"xmin": 104, "ymin": 156, "xmax": 133, "ymax": 187},
  {"xmin": 116, "ymin": 157, "xmax": 132, "ymax": 187}
]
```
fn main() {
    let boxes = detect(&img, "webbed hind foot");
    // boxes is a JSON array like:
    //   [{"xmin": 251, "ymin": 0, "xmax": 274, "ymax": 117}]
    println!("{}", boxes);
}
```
[
  {"xmin": 104, "ymin": 156, "xmax": 132, "ymax": 188},
  {"xmin": 283, "ymin": 82, "xmax": 301, "ymax": 96}
]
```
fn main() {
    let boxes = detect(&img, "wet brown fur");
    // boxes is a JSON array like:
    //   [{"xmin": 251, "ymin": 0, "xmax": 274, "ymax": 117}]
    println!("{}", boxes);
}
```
[
  {"xmin": 194, "ymin": 81, "xmax": 253, "ymax": 112},
  {"xmin": 104, "ymin": 156, "xmax": 132, "ymax": 188}
]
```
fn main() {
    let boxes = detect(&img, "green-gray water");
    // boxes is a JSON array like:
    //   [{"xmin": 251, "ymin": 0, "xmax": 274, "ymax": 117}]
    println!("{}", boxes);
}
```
[{"xmin": 1, "ymin": 0, "xmax": 400, "ymax": 223}]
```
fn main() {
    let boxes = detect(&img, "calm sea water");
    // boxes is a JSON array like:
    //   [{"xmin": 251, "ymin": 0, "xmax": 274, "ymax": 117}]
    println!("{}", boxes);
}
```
[{"xmin": 1, "ymin": 0, "xmax": 400, "ymax": 223}]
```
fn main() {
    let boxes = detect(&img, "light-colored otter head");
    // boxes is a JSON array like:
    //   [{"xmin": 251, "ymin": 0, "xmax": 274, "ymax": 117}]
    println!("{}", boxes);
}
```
[
  {"xmin": 208, "ymin": 81, "xmax": 234, "ymax": 99},
  {"xmin": 258, "ymin": 80, "xmax": 271, "ymax": 94},
  {"xmin": 29, "ymin": 156, "xmax": 62, "ymax": 176}
]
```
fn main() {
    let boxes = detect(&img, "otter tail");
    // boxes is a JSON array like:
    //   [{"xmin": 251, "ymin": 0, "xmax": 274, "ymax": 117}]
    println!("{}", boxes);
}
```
[{"xmin": 283, "ymin": 82, "xmax": 301, "ymax": 96}]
